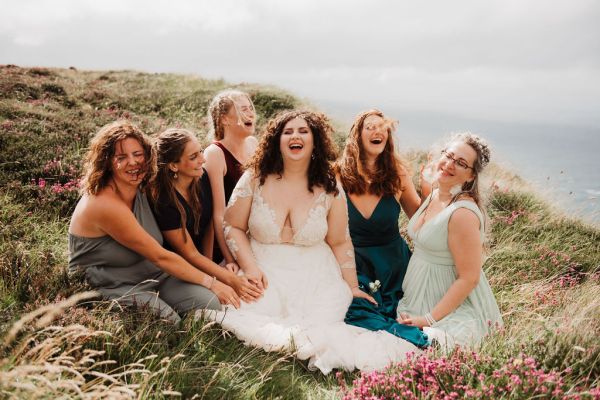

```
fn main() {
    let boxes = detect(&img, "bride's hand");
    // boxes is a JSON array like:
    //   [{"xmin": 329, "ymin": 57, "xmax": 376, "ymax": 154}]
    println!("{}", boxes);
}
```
[
  {"xmin": 230, "ymin": 275, "xmax": 264, "ymax": 302},
  {"xmin": 244, "ymin": 266, "xmax": 269, "ymax": 290},
  {"xmin": 351, "ymin": 286, "xmax": 377, "ymax": 305},
  {"xmin": 211, "ymin": 281, "xmax": 241, "ymax": 309}
]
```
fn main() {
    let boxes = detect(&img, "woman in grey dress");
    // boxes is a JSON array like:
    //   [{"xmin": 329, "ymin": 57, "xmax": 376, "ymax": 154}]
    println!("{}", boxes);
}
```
[{"xmin": 68, "ymin": 121, "xmax": 226, "ymax": 323}]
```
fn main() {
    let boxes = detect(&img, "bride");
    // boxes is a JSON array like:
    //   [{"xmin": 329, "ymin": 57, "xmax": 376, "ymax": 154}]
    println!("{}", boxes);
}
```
[{"xmin": 205, "ymin": 110, "xmax": 428, "ymax": 374}]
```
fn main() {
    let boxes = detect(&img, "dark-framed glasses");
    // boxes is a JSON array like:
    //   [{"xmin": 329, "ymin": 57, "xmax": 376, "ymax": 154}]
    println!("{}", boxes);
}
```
[{"xmin": 441, "ymin": 150, "xmax": 473, "ymax": 170}]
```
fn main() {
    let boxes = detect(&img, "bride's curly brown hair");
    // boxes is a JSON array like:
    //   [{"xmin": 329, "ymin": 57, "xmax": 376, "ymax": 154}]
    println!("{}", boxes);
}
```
[
  {"xmin": 337, "ymin": 109, "xmax": 408, "ymax": 196},
  {"xmin": 248, "ymin": 110, "xmax": 339, "ymax": 195}
]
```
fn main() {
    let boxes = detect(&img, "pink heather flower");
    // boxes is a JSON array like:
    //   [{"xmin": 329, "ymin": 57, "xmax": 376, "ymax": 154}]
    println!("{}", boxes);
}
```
[{"xmin": 37, "ymin": 178, "xmax": 46, "ymax": 189}]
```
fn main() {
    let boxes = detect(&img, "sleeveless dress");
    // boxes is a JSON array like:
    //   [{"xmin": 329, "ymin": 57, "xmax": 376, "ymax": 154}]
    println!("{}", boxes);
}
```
[
  {"xmin": 344, "ymin": 195, "xmax": 428, "ymax": 346},
  {"xmin": 68, "ymin": 191, "xmax": 221, "ymax": 323},
  {"xmin": 205, "ymin": 172, "xmax": 421, "ymax": 374},
  {"xmin": 396, "ymin": 191, "xmax": 503, "ymax": 347},
  {"xmin": 211, "ymin": 141, "xmax": 244, "ymax": 263}
]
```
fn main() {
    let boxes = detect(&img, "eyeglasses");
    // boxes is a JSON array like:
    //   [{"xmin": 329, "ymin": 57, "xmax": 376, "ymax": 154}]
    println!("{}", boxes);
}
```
[{"xmin": 441, "ymin": 150, "xmax": 473, "ymax": 170}]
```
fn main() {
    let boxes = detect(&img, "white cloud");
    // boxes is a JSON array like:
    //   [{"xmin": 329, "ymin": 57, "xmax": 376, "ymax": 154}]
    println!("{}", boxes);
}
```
[{"xmin": 1, "ymin": 0, "xmax": 599, "ymax": 126}]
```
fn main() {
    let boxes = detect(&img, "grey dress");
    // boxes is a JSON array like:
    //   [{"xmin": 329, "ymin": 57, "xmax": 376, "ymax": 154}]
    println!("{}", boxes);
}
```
[
  {"xmin": 68, "ymin": 191, "xmax": 221, "ymax": 323},
  {"xmin": 396, "ymin": 191, "xmax": 503, "ymax": 347}
]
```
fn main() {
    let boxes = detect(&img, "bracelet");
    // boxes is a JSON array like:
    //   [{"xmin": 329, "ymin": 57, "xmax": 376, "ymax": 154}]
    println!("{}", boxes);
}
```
[
  {"xmin": 208, "ymin": 276, "xmax": 217, "ymax": 290},
  {"xmin": 424, "ymin": 312, "xmax": 437, "ymax": 326}
]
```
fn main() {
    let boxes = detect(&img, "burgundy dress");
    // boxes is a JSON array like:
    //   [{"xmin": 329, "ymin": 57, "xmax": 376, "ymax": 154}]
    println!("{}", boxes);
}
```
[{"xmin": 212, "ymin": 141, "xmax": 244, "ymax": 263}]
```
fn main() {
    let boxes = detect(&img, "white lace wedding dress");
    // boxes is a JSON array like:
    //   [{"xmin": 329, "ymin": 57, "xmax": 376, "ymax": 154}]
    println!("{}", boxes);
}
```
[{"xmin": 205, "ymin": 171, "xmax": 420, "ymax": 374}]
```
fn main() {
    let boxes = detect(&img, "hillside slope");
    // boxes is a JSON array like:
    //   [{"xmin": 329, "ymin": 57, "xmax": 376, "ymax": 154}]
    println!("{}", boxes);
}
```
[{"xmin": 1, "ymin": 65, "xmax": 598, "ymax": 399}]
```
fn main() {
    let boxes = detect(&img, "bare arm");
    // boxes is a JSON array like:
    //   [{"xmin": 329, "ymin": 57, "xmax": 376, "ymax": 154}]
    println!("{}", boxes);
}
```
[
  {"xmin": 398, "ymin": 166, "xmax": 422, "ymax": 219},
  {"xmin": 400, "ymin": 206, "xmax": 482, "ymax": 327},
  {"xmin": 203, "ymin": 145, "xmax": 236, "ymax": 264},
  {"xmin": 223, "ymin": 171, "xmax": 268, "ymax": 289},
  {"xmin": 162, "ymin": 228, "xmax": 262, "ymax": 305},
  {"xmin": 325, "ymin": 188, "xmax": 376, "ymax": 304},
  {"xmin": 93, "ymin": 197, "xmax": 213, "ymax": 288},
  {"xmin": 201, "ymin": 222, "xmax": 214, "ymax": 260}
]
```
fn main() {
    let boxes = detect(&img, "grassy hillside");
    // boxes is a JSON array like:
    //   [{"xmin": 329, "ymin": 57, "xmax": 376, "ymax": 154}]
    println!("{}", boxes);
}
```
[{"xmin": 1, "ymin": 65, "xmax": 598, "ymax": 399}]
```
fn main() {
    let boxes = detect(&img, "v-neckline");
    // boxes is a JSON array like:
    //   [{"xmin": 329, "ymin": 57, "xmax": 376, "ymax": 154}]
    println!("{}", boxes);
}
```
[
  {"xmin": 411, "ymin": 192, "xmax": 446, "ymax": 236},
  {"xmin": 214, "ymin": 141, "xmax": 243, "ymax": 166},
  {"xmin": 348, "ymin": 195, "xmax": 384, "ymax": 221},
  {"xmin": 255, "ymin": 185, "xmax": 327, "ymax": 242}
]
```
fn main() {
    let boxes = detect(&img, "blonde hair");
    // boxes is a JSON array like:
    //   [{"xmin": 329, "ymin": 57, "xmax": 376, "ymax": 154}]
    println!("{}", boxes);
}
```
[
  {"xmin": 207, "ymin": 89, "xmax": 254, "ymax": 140},
  {"xmin": 80, "ymin": 121, "xmax": 156, "ymax": 195}
]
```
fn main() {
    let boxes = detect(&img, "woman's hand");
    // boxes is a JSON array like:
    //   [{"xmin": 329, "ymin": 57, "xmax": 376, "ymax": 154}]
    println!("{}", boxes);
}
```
[
  {"xmin": 229, "ymin": 275, "xmax": 263, "ymax": 302},
  {"xmin": 398, "ymin": 313, "xmax": 429, "ymax": 329},
  {"xmin": 419, "ymin": 163, "xmax": 434, "ymax": 198},
  {"xmin": 244, "ymin": 266, "xmax": 269, "ymax": 290},
  {"xmin": 211, "ymin": 280, "xmax": 241, "ymax": 309},
  {"xmin": 351, "ymin": 286, "xmax": 377, "ymax": 305}
]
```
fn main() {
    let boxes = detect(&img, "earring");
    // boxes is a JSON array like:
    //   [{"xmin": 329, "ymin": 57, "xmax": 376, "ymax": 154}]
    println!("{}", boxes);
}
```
[
  {"xmin": 311, "ymin": 153, "xmax": 315, "ymax": 160},
  {"xmin": 173, "ymin": 172, "xmax": 178, "ymax": 179}
]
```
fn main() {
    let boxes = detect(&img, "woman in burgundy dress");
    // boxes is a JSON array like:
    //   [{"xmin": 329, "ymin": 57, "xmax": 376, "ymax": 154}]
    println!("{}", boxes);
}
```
[{"xmin": 203, "ymin": 90, "xmax": 258, "ymax": 269}]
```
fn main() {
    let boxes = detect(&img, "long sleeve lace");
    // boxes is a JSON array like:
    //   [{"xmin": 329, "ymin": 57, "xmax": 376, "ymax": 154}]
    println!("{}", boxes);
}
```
[
  {"xmin": 325, "ymin": 186, "xmax": 359, "ymax": 288},
  {"xmin": 223, "ymin": 171, "xmax": 257, "ymax": 269}
]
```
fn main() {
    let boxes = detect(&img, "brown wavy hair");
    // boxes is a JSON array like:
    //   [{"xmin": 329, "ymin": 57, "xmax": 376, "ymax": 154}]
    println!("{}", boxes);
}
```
[
  {"xmin": 248, "ymin": 110, "xmax": 338, "ymax": 195},
  {"xmin": 150, "ymin": 128, "xmax": 202, "ymax": 243},
  {"xmin": 80, "ymin": 120, "xmax": 156, "ymax": 195},
  {"xmin": 337, "ymin": 109, "xmax": 408, "ymax": 196}
]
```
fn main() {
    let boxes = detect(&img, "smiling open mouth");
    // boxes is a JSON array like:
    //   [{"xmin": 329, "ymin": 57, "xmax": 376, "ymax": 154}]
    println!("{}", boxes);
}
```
[
  {"xmin": 370, "ymin": 138, "xmax": 383, "ymax": 144},
  {"xmin": 289, "ymin": 143, "xmax": 303, "ymax": 150},
  {"xmin": 126, "ymin": 169, "xmax": 143, "ymax": 178}
]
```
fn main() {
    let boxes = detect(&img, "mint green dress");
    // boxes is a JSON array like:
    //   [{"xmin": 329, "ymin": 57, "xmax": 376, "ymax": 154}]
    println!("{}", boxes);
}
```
[
  {"xmin": 344, "ymin": 195, "xmax": 429, "ymax": 348},
  {"xmin": 396, "ymin": 191, "xmax": 503, "ymax": 347}
]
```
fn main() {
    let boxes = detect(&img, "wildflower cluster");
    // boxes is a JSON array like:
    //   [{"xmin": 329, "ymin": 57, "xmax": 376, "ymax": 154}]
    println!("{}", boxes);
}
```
[
  {"xmin": 339, "ymin": 348, "xmax": 594, "ymax": 399},
  {"xmin": 497, "ymin": 209, "xmax": 526, "ymax": 225},
  {"xmin": 8, "ymin": 177, "xmax": 81, "ymax": 218}
]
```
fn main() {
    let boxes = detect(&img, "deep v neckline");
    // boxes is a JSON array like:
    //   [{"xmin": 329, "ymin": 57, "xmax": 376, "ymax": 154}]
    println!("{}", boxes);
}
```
[
  {"xmin": 255, "ymin": 186, "xmax": 326, "ymax": 242},
  {"xmin": 411, "ymin": 192, "xmax": 446, "ymax": 236},
  {"xmin": 348, "ymin": 195, "xmax": 384, "ymax": 221}
]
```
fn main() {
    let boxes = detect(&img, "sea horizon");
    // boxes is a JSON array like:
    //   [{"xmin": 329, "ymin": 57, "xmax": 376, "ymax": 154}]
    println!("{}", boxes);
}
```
[{"xmin": 316, "ymin": 99, "xmax": 600, "ymax": 226}]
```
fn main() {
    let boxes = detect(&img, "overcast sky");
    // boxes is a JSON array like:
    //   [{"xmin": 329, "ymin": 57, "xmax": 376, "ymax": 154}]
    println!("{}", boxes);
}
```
[{"xmin": 2, "ymin": 0, "xmax": 599, "ymax": 128}]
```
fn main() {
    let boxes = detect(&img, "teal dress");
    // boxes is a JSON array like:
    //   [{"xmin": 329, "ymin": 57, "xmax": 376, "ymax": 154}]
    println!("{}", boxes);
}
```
[{"xmin": 344, "ymin": 195, "xmax": 428, "ymax": 348}]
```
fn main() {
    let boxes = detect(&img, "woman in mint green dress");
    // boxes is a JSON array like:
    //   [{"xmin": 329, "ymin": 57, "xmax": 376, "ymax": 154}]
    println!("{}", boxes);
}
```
[
  {"xmin": 397, "ymin": 133, "xmax": 503, "ymax": 347},
  {"xmin": 337, "ymin": 110, "xmax": 429, "ymax": 348}
]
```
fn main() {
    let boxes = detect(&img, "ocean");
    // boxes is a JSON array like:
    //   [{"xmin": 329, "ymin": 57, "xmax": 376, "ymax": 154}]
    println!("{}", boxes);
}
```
[{"xmin": 316, "ymin": 101, "xmax": 600, "ymax": 226}]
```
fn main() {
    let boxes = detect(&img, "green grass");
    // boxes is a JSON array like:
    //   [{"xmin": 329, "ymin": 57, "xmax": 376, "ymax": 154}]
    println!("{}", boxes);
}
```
[{"xmin": 1, "ymin": 65, "xmax": 599, "ymax": 398}]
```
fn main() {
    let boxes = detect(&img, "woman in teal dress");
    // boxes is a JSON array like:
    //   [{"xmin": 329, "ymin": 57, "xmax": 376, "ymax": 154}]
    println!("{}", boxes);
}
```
[
  {"xmin": 337, "ymin": 109, "xmax": 429, "ymax": 347},
  {"xmin": 397, "ymin": 133, "xmax": 503, "ymax": 347}
]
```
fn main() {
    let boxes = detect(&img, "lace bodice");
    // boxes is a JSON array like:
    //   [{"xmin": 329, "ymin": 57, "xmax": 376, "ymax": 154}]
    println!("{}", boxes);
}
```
[{"xmin": 229, "ymin": 171, "xmax": 334, "ymax": 246}]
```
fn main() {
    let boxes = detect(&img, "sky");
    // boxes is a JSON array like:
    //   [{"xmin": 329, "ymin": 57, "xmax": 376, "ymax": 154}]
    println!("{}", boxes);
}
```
[{"xmin": 2, "ymin": 0, "xmax": 600, "ymax": 129}]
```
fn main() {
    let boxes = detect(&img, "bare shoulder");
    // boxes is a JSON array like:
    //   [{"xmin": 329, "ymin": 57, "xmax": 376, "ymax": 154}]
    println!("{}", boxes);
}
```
[
  {"xmin": 70, "ymin": 190, "xmax": 128, "ymax": 235},
  {"xmin": 449, "ymin": 204, "xmax": 481, "ymax": 232},
  {"xmin": 203, "ymin": 143, "xmax": 226, "ymax": 173},
  {"xmin": 204, "ymin": 143, "xmax": 225, "ymax": 160}
]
